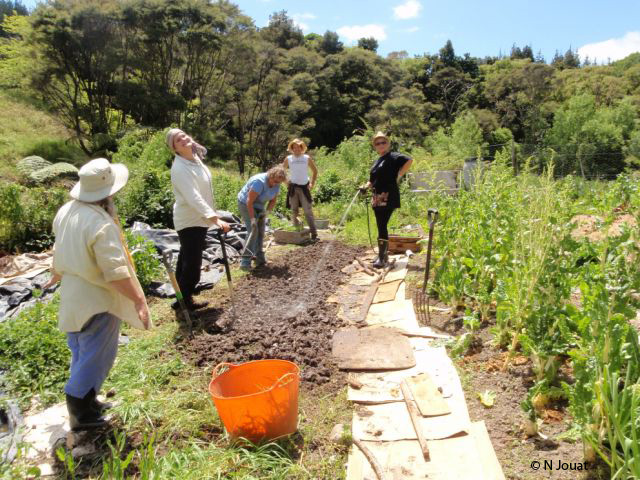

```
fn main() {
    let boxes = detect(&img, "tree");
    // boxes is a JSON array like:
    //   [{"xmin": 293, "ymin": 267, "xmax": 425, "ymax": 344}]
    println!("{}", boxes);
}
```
[
  {"xmin": 546, "ymin": 94, "xmax": 634, "ymax": 175},
  {"xmin": 309, "ymin": 48, "xmax": 397, "ymax": 147},
  {"xmin": 365, "ymin": 86, "xmax": 427, "ymax": 141},
  {"xmin": 439, "ymin": 40, "xmax": 456, "ymax": 67},
  {"xmin": 320, "ymin": 30, "xmax": 343, "ymax": 55},
  {"xmin": 510, "ymin": 44, "xmax": 534, "ymax": 62},
  {"xmin": 227, "ymin": 40, "xmax": 312, "ymax": 172},
  {"xmin": 31, "ymin": 0, "xmax": 242, "ymax": 154},
  {"xmin": 357, "ymin": 37, "xmax": 378, "ymax": 52},
  {"xmin": 387, "ymin": 50, "xmax": 408, "ymax": 60},
  {"xmin": 261, "ymin": 10, "xmax": 303, "ymax": 49},
  {"xmin": 0, "ymin": 12, "xmax": 36, "ymax": 88},
  {"xmin": 483, "ymin": 59, "xmax": 556, "ymax": 143},
  {"xmin": 0, "ymin": 0, "xmax": 27, "ymax": 37}
]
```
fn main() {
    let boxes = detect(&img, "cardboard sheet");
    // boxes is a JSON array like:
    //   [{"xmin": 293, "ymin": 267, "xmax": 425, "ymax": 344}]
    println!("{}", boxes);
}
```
[
  {"xmin": 406, "ymin": 373, "xmax": 451, "ymax": 417},
  {"xmin": 347, "ymin": 427, "xmax": 493, "ymax": 480},
  {"xmin": 373, "ymin": 280, "xmax": 402, "ymax": 303},
  {"xmin": 348, "ymin": 347, "xmax": 461, "ymax": 403}
]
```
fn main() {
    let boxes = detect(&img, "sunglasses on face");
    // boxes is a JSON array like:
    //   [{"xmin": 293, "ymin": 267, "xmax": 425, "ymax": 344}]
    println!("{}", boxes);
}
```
[{"xmin": 374, "ymin": 141, "xmax": 388, "ymax": 146}]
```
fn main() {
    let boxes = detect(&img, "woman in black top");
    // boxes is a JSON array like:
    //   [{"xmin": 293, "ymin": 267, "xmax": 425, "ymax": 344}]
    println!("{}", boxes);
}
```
[{"xmin": 361, "ymin": 131, "xmax": 413, "ymax": 268}]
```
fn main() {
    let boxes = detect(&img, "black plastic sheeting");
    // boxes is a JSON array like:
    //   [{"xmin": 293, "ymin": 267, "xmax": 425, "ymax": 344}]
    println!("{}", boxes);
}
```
[
  {"xmin": 0, "ymin": 273, "xmax": 58, "ymax": 322},
  {"xmin": 0, "ymin": 211, "xmax": 251, "ymax": 320},
  {"xmin": 0, "ymin": 373, "xmax": 23, "ymax": 464},
  {"xmin": 131, "ymin": 210, "xmax": 250, "ymax": 298}
]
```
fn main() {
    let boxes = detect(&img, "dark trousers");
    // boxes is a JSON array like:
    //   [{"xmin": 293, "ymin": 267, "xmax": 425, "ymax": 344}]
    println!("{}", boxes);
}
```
[
  {"xmin": 176, "ymin": 226, "xmax": 207, "ymax": 301},
  {"xmin": 373, "ymin": 207, "xmax": 395, "ymax": 240}
]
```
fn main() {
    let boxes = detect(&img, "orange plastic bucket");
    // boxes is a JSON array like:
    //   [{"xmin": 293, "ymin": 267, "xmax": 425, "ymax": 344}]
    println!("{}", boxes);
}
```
[{"xmin": 208, "ymin": 359, "xmax": 300, "ymax": 443}]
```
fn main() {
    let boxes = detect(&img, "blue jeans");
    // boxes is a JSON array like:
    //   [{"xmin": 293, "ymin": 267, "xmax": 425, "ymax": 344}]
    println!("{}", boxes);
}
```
[
  {"xmin": 65, "ymin": 312, "xmax": 121, "ymax": 398},
  {"xmin": 238, "ymin": 201, "xmax": 266, "ymax": 267}
]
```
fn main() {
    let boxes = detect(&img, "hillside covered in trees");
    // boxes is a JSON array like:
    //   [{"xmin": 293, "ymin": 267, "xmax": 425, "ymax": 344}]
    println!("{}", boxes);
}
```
[{"xmin": 1, "ymin": 0, "xmax": 639, "ymax": 176}]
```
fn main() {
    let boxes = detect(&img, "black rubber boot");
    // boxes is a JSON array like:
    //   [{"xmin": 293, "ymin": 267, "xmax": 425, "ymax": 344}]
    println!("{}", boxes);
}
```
[
  {"xmin": 66, "ymin": 391, "xmax": 108, "ymax": 431},
  {"xmin": 87, "ymin": 388, "xmax": 113, "ymax": 414},
  {"xmin": 372, "ymin": 239, "xmax": 388, "ymax": 269}
]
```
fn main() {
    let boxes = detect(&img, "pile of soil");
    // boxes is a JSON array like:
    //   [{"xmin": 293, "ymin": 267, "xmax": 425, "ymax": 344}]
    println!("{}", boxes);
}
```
[
  {"xmin": 570, "ymin": 214, "xmax": 637, "ymax": 242},
  {"xmin": 179, "ymin": 241, "xmax": 364, "ymax": 386}
]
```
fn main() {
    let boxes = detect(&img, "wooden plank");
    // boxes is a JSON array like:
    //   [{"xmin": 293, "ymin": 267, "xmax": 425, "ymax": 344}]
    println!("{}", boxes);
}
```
[
  {"xmin": 406, "ymin": 374, "xmax": 451, "ymax": 417},
  {"xmin": 373, "ymin": 280, "xmax": 402, "ymax": 303},
  {"xmin": 401, "ymin": 381, "xmax": 431, "ymax": 460},
  {"xmin": 332, "ymin": 328, "xmax": 415, "ymax": 371},
  {"xmin": 470, "ymin": 421, "xmax": 506, "ymax": 480}
]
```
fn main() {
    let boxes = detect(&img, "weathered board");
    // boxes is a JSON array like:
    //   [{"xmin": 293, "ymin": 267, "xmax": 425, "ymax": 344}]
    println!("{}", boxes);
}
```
[{"xmin": 332, "ymin": 328, "xmax": 416, "ymax": 371}]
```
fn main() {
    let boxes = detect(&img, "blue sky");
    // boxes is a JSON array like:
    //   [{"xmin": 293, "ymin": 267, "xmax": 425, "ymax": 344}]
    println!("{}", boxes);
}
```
[{"xmin": 22, "ymin": 0, "xmax": 640, "ymax": 63}]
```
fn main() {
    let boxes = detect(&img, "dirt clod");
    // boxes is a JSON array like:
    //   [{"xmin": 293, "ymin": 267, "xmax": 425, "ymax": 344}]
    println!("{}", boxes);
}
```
[{"xmin": 178, "ymin": 241, "xmax": 364, "ymax": 386}]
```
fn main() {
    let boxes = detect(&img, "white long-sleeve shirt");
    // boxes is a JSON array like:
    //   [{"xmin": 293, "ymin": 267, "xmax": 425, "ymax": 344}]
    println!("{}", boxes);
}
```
[{"xmin": 170, "ymin": 154, "xmax": 217, "ymax": 231}]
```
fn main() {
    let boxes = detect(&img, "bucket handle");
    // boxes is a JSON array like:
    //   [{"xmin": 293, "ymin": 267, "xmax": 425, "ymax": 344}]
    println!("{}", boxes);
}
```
[
  {"xmin": 212, "ymin": 362, "xmax": 236, "ymax": 380},
  {"xmin": 274, "ymin": 372, "xmax": 298, "ymax": 389}
]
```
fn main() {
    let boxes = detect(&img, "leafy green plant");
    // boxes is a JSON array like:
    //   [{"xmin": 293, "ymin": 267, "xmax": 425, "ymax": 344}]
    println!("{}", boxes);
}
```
[
  {"xmin": 56, "ymin": 445, "xmax": 78, "ymax": 479},
  {"xmin": 102, "ymin": 431, "xmax": 135, "ymax": 479},
  {"xmin": 0, "ymin": 183, "xmax": 68, "ymax": 253},
  {"xmin": 125, "ymin": 231, "xmax": 163, "ymax": 294},
  {"xmin": 28, "ymin": 162, "xmax": 78, "ymax": 184},
  {"xmin": 0, "ymin": 293, "xmax": 69, "ymax": 407}
]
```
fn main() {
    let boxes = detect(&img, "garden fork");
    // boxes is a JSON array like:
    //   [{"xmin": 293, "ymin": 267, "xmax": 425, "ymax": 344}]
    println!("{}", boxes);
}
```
[{"xmin": 415, "ymin": 208, "xmax": 439, "ymax": 325}]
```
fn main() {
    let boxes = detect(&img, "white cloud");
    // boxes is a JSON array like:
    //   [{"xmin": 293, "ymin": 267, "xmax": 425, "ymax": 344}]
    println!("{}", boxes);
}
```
[
  {"xmin": 337, "ymin": 24, "xmax": 387, "ymax": 42},
  {"xmin": 393, "ymin": 0, "xmax": 422, "ymax": 20},
  {"xmin": 292, "ymin": 13, "xmax": 316, "ymax": 32},
  {"xmin": 406, "ymin": 26, "xmax": 420, "ymax": 33},
  {"xmin": 578, "ymin": 32, "xmax": 640, "ymax": 63}
]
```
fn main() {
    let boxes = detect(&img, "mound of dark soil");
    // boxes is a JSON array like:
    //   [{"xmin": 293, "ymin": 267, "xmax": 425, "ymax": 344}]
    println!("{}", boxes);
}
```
[{"xmin": 179, "ymin": 241, "xmax": 364, "ymax": 386}]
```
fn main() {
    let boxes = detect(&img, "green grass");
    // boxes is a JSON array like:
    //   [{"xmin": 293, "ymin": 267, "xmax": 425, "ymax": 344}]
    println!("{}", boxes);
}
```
[
  {"xmin": 0, "ymin": 91, "xmax": 86, "ymax": 181},
  {"xmin": 80, "ymin": 298, "xmax": 353, "ymax": 479}
]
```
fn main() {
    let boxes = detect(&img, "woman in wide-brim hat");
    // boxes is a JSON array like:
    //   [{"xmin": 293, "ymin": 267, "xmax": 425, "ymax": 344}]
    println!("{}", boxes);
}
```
[
  {"xmin": 46, "ymin": 157, "xmax": 151, "ymax": 431},
  {"xmin": 166, "ymin": 128, "xmax": 230, "ymax": 315},
  {"xmin": 360, "ymin": 131, "xmax": 413, "ymax": 268}
]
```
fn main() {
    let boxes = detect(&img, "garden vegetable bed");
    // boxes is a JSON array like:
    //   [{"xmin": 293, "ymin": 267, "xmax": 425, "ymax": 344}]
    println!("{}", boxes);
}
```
[{"xmin": 179, "ymin": 241, "xmax": 365, "ymax": 388}]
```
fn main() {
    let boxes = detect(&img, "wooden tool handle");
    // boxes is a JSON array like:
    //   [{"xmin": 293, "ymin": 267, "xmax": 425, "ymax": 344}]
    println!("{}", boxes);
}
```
[{"xmin": 401, "ymin": 380, "xmax": 431, "ymax": 461}]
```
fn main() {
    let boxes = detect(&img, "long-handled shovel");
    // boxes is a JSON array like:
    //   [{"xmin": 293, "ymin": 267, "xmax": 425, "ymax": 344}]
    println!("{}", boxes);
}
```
[
  {"xmin": 161, "ymin": 250, "xmax": 193, "ymax": 335},
  {"xmin": 415, "ymin": 209, "xmax": 439, "ymax": 325},
  {"xmin": 215, "ymin": 230, "xmax": 238, "ymax": 328}
]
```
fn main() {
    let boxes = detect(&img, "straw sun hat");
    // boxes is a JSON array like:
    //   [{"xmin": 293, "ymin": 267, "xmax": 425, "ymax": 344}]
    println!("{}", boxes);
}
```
[
  {"xmin": 371, "ymin": 131, "xmax": 389, "ymax": 144},
  {"xmin": 70, "ymin": 158, "xmax": 129, "ymax": 203}
]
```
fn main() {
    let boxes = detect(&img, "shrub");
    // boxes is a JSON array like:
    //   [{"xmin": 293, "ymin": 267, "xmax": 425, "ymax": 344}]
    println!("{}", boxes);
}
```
[
  {"xmin": 28, "ymin": 162, "xmax": 78, "ymax": 184},
  {"xmin": 0, "ymin": 183, "xmax": 68, "ymax": 253},
  {"xmin": 210, "ymin": 169, "xmax": 245, "ymax": 213},
  {"xmin": 117, "ymin": 170, "xmax": 174, "ymax": 228},
  {"xmin": 16, "ymin": 155, "xmax": 52, "ymax": 177},
  {"xmin": 125, "ymin": 231, "xmax": 163, "ymax": 294},
  {"xmin": 22, "ymin": 139, "xmax": 87, "ymax": 167},
  {"xmin": 0, "ymin": 293, "xmax": 69, "ymax": 407}
]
